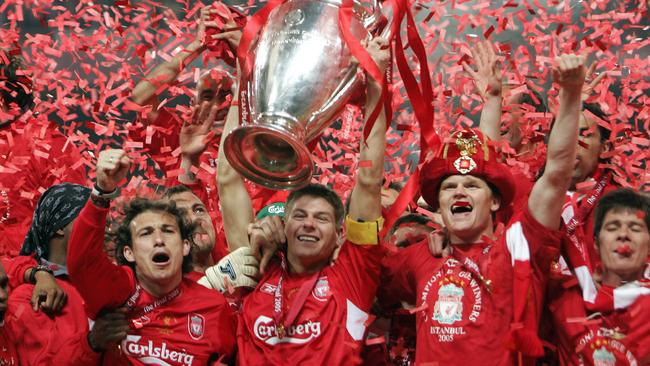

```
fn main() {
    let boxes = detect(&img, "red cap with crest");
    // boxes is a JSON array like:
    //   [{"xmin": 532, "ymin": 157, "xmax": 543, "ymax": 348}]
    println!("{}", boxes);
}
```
[{"xmin": 420, "ymin": 128, "xmax": 516, "ymax": 210}]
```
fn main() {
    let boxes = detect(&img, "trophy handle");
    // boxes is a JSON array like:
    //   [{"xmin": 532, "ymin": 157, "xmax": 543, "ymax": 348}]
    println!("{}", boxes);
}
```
[{"xmin": 363, "ymin": 0, "xmax": 393, "ymax": 39}]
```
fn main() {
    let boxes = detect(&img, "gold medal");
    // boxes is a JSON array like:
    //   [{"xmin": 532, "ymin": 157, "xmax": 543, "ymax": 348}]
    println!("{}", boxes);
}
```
[{"xmin": 277, "ymin": 324, "xmax": 286, "ymax": 339}]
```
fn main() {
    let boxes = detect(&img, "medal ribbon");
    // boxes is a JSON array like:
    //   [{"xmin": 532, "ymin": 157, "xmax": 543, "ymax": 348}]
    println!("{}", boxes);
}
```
[
  {"xmin": 449, "ymin": 245, "xmax": 493, "ymax": 292},
  {"xmin": 273, "ymin": 252, "xmax": 322, "ymax": 338},
  {"xmin": 564, "ymin": 171, "xmax": 611, "ymax": 272},
  {"xmin": 126, "ymin": 283, "xmax": 182, "ymax": 329},
  {"xmin": 380, "ymin": 0, "xmax": 442, "ymax": 237}
]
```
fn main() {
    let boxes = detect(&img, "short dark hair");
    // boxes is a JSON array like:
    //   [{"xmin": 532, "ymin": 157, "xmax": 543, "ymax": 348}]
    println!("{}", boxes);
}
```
[
  {"xmin": 0, "ymin": 54, "xmax": 34, "ymax": 112},
  {"xmin": 113, "ymin": 198, "xmax": 195, "ymax": 274},
  {"xmin": 593, "ymin": 188, "xmax": 650, "ymax": 240},
  {"xmin": 389, "ymin": 213, "xmax": 433, "ymax": 236},
  {"xmin": 387, "ymin": 180, "xmax": 403, "ymax": 192},
  {"xmin": 582, "ymin": 102, "xmax": 611, "ymax": 144},
  {"xmin": 286, "ymin": 184, "xmax": 345, "ymax": 229},
  {"xmin": 163, "ymin": 184, "xmax": 194, "ymax": 199},
  {"xmin": 517, "ymin": 88, "xmax": 548, "ymax": 114}
]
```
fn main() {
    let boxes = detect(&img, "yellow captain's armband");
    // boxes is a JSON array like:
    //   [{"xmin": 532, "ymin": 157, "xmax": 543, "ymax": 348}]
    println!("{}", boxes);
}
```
[{"xmin": 345, "ymin": 215, "xmax": 384, "ymax": 245}]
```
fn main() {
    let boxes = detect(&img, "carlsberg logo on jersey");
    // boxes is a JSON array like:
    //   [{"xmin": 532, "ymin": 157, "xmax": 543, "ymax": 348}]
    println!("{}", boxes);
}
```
[
  {"xmin": 254, "ymin": 315, "xmax": 322, "ymax": 345},
  {"xmin": 122, "ymin": 335, "xmax": 195, "ymax": 366}
]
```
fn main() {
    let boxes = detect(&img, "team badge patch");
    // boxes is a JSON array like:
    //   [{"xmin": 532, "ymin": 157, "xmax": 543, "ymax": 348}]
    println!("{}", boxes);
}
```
[
  {"xmin": 433, "ymin": 284, "xmax": 464, "ymax": 325},
  {"xmin": 188, "ymin": 313, "xmax": 205, "ymax": 340},
  {"xmin": 592, "ymin": 347, "xmax": 616, "ymax": 366},
  {"xmin": 312, "ymin": 277, "xmax": 330, "ymax": 301},
  {"xmin": 453, "ymin": 155, "xmax": 477, "ymax": 174}
]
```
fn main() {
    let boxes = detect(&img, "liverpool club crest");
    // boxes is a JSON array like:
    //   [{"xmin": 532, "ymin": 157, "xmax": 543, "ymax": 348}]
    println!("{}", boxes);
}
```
[
  {"xmin": 188, "ymin": 313, "xmax": 205, "ymax": 340},
  {"xmin": 592, "ymin": 347, "xmax": 616, "ymax": 366},
  {"xmin": 312, "ymin": 277, "xmax": 330, "ymax": 302},
  {"xmin": 433, "ymin": 284, "xmax": 464, "ymax": 325}
]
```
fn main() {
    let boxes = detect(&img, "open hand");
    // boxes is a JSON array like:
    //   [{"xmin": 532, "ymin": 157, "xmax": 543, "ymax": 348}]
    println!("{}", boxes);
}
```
[
  {"xmin": 180, "ymin": 101, "xmax": 222, "ymax": 159},
  {"xmin": 581, "ymin": 62, "xmax": 607, "ymax": 101},
  {"xmin": 462, "ymin": 41, "xmax": 503, "ymax": 100},
  {"xmin": 553, "ymin": 54, "xmax": 587, "ymax": 92}
]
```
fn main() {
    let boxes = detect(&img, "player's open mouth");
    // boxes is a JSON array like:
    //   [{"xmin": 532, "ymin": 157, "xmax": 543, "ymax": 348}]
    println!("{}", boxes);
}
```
[
  {"xmin": 152, "ymin": 252, "xmax": 171, "ymax": 265},
  {"xmin": 451, "ymin": 201, "xmax": 473, "ymax": 216}
]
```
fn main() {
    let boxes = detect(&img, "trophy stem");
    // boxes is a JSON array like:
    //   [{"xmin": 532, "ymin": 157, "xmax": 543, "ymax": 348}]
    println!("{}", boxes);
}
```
[{"xmin": 223, "ymin": 116, "xmax": 314, "ymax": 190}]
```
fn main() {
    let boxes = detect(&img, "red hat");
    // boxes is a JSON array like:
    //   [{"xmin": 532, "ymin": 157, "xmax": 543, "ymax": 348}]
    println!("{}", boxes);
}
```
[{"xmin": 420, "ymin": 128, "xmax": 516, "ymax": 210}]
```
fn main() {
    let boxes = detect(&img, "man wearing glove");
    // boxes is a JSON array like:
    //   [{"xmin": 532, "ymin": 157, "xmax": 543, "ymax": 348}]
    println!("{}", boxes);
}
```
[
  {"xmin": 197, "ymin": 201, "xmax": 286, "ymax": 302},
  {"xmin": 233, "ymin": 36, "xmax": 391, "ymax": 365},
  {"xmin": 197, "ymin": 246, "xmax": 259, "ymax": 293}
]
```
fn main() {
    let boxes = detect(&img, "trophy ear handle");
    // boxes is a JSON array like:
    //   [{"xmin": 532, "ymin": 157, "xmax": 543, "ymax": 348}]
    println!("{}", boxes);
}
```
[{"xmin": 367, "ymin": 2, "xmax": 393, "ymax": 39}]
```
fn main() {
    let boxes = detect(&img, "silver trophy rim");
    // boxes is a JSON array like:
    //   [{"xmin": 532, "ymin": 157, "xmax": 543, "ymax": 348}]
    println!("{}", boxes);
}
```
[{"xmin": 223, "ymin": 124, "xmax": 315, "ymax": 190}]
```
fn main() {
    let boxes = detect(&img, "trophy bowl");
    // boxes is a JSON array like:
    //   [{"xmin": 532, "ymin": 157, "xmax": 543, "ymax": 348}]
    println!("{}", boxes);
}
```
[{"xmin": 223, "ymin": 0, "xmax": 382, "ymax": 190}]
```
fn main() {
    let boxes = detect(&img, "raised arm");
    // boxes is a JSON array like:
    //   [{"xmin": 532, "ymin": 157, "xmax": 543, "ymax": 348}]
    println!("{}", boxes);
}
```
[
  {"xmin": 130, "ymin": 6, "xmax": 223, "ymax": 120},
  {"xmin": 217, "ymin": 67, "xmax": 254, "ymax": 251},
  {"xmin": 347, "ymin": 37, "xmax": 390, "ymax": 222},
  {"xmin": 67, "ymin": 149, "xmax": 134, "ymax": 317},
  {"xmin": 463, "ymin": 41, "xmax": 503, "ymax": 142},
  {"xmin": 178, "ymin": 101, "xmax": 224, "ymax": 185},
  {"xmin": 528, "ymin": 54, "xmax": 586, "ymax": 229}
]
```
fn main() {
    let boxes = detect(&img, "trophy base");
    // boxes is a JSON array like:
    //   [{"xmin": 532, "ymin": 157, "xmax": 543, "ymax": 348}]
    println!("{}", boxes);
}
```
[{"xmin": 223, "ymin": 121, "xmax": 314, "ymax": 190}]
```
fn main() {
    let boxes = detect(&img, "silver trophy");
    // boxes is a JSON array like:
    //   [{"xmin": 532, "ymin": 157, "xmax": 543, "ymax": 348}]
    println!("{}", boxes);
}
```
[{"xmin": 223, "ymin": 0, "xmax": 387, "ymax": 189}]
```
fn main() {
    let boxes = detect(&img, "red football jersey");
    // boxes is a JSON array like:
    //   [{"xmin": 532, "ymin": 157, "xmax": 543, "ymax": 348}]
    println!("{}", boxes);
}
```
[
  {"xmin": 550, "ymin": 277, "xmax": 650, "ymax": 366},
  {"xmin": 5, "ymin": 279, "xmax": 100, "ymax": 365},
  {"xmin": 380, "ymin": 207, "xmax": 562, "ymax": 365},
  {"xmin": 68, "ymin": 201, "xmax": 237, "ymax": 365},
  {"xmin": 237, "ymin": 241, "xmax": 383, "ymax": 365}
]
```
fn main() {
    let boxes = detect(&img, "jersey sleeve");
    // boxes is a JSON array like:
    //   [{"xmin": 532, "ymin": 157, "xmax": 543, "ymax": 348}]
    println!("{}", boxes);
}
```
[
  {"xmin": 329, "ymin": 217, "xmax": 386, "ymax": 310},
  {"xmin": 506, "ymin": 205, "xmax": 562, "ymax": 275},
  {"xmin": 377, "ymin": 242, "xmax": 423, "ymax": 309},
  {"xmin": 1, "ymin": 255, "xmax": 37, "ymax": 290},
  {"xmin": 67, "ymin": 200, "xmax": 134, "ymax": 317}
]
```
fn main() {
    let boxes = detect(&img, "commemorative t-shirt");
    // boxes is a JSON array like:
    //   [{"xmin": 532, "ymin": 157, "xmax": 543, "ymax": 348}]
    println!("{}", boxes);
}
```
[
  {"xmin": 551, "ymin": 277, "xmax": 650, "ymax": 366},
  {"xmin": 380, "ymin": 207, "xmax": 562, "ymax": 365},
  {"xmin": 237, "ymin": 240, "xmax": 384, "ymax": 365}
]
